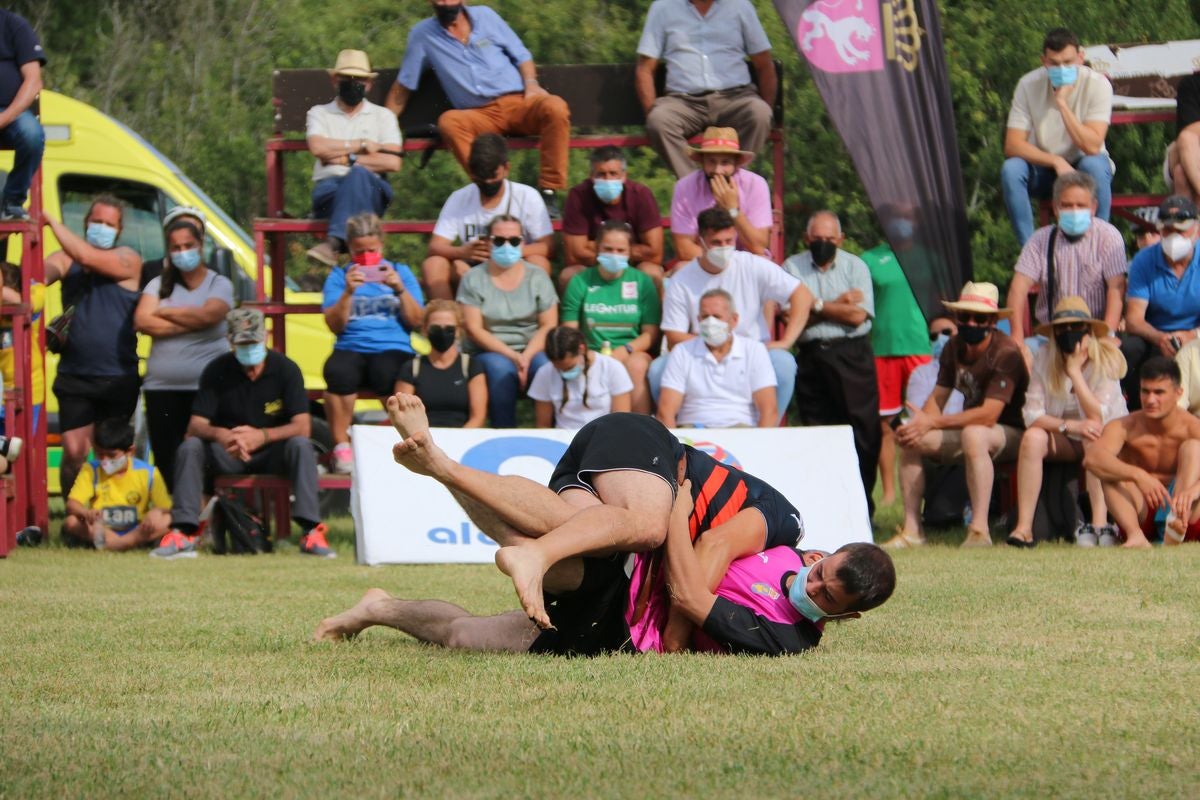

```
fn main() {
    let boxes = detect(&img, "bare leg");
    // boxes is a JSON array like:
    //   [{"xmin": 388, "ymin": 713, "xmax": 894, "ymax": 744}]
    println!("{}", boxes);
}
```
[
  {"xmin": 324, "ymin": 392, "xmax": 357, "ymax": 445},
  {"xmin": 1086, "ymin": 470, "xmax": 1108, "ymax": 527},
  {"xmin": 878, "ymin": 417, "xmax": 897, "ymax": 506},
  {"xmin": 421, "ymin": 255, "xmax": 455, "ymax": 301},
  {"xmin": 1102, "ymin": 479, "xmax": 1151, "ymax": 549},
  {"xmin": 60, "ymin": 425, "xmax": 94, "ymax": 503},
  {"xmin": 889, "ymin": 435, "xmax": 933, "ymax": 544},
  {"xmin": 1166, "ymin": 440, "xmax": 1200, "ymax": 545},
  {"xmin": 313, "ymin": 588, "xmax": 539, "ymax": 652},
  {"xmin": 1178, "ymin": 129, "xmax": 1200, "ymax": 202},
  {"xmin": 495, "ymin": 470, "xmax": 673, "ymax": 628},
  {"xmin": 623, "ymin": 351, "xmax": 654, "ymax": 415},
  {"xmin": 961, "ymin": 424, "xmax": 998, "ymax": 546},
  {"xmin": 61, "ymin": 514, "xmax": 94, "ymax": 545},
  {"xmin": 1011, "ymin": 428, "xmax": 1048, "ymax": 541}
]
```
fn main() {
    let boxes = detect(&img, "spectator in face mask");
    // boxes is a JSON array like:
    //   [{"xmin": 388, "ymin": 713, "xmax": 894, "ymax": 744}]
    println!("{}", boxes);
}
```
[
  {"xmin": 305, "ymin": 50, "xmax": 402, "ymax": 266},
  {"xmin": 657, "ymin": 289, "xmax": 776, "ymax": 428},
  {"xmin": 1121, "ymin": 195, "xmax": 1200, "ymax": 409},
  {"xmin": 654, "ymin": 208, "xmax": 811, "ymax": 421},
  {"xmin": 396, "ymin": 300, "xmax": 487, "ymax": 428},
  {"xmin": 529, "ymin": 326, "xmax": 633, "ymax": 430},
  {"xmin": 45, "ymin": 194, "xmax": 143, "ymax": 504},
  {"xmin": 134, "ymin": 218, "xmax": 234, "ymax": 492}
]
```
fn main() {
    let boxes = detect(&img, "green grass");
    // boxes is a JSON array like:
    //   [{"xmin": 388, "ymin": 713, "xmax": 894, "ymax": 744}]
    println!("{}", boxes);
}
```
[{"xmin": 3, "ymin": 515, "xmax": 1200, "ymax": 798}]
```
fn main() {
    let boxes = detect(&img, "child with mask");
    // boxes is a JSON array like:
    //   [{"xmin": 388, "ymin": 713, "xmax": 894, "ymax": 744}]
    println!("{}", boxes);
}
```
[
  {"xmin": 396, "ymin": 300, "xmax": 487, "ymax": 428},
  {"xmin": 61, "ymin": 417, "xmax": 172, "ymax": 551},
  {"xmin": 528, "ymin": 326, "xmax": 633, "ymax": 429},
  {"xmin": 1007, "ymin": 297, "xmax": 1127, "ymax": 547}
]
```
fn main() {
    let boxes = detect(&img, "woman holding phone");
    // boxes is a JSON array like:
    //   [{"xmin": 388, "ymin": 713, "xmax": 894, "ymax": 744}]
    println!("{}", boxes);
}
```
[{"xmin": 321, "ymin": 212, "xmax": 425, "ymax": 473}]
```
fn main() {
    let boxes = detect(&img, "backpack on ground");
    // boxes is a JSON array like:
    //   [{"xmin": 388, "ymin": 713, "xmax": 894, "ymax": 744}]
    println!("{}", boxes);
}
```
[{"xmin": 210, "ymin": 492, "xmax": 271, "ymax": 554}]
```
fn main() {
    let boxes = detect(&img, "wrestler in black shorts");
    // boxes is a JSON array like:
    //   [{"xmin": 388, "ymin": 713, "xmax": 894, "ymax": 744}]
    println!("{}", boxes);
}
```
[{"xmin": 548, "ymin": 412, "xmax": 683, "ymax": 497}]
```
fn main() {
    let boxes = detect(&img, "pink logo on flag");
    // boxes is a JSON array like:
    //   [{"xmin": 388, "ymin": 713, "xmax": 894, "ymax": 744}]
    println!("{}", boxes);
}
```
[{"xmin": 797, "ymin": 0, "xmax": 884, "ymax": 73}]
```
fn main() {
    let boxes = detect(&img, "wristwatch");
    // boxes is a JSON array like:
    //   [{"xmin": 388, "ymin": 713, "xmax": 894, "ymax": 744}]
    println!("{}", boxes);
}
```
[
  {"xmin": 1058, "ymin": 421, "xmax": 1068, "ymax": 434},
  {"xmin": 348, "ymin": 153, "xmax": 358, "ymax": 166},
  {"xmin": 813, "ymin": 298, "xmax": 825, "ymax": 315},
  {"xmin": 728, "ymin": 207, "xmax": 740, "ymax": 219}
]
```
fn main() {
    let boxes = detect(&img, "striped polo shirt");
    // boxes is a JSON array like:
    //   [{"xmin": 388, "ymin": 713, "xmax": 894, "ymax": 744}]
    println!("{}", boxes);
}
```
[{"xmin": 1013, "ymin": 220, "xmax": 1128, "ymax": 324}]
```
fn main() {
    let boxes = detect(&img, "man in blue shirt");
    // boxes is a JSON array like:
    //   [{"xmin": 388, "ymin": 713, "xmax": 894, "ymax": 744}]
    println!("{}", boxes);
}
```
[
  {"xmin": 0, "ymin": 9, "xmax": 45, "ymax": 220},
  {"xmin": 1121, "ymin": 196, "xmax": 1200, "ymax": 409},
  {"xmin": 386, "ymin": 1, "xmax": 570, "ymax": 214}
]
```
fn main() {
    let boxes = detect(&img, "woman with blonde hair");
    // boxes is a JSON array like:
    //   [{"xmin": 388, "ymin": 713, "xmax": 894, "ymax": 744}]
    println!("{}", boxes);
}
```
[
  {"xmin": 1008, "ymin": 296, "xmax": 1127, "ymax": 547},
  {"xmin": 396, "ymin": 300, "xmax": 487, "ymax": 428}
]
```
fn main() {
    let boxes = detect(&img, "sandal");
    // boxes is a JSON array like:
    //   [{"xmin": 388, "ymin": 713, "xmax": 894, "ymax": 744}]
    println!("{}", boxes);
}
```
[
  {"xmin": 882, "ymin": 526, "xmax": 926, "ymax": 549},
  {"xmin": 1005, "ymin": 533, "xmax": 1036, "ymax": 549}
]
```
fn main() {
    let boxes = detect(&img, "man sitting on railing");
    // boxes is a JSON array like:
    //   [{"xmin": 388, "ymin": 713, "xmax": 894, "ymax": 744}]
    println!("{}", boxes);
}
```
[
  {"xmin": 0, "ymin": 8, "xmax": 45, "ymax": 221},
  {"xmin": 305, "ymin": 50, "xmax": 402, "ymax": 267},
  {"xmin": 387, "ymin": 0, "xmax": 570, "ymax": 216},
  {"xmin": 1165, "ymin": 72, "xmax": 1200, "ymax": 205}
]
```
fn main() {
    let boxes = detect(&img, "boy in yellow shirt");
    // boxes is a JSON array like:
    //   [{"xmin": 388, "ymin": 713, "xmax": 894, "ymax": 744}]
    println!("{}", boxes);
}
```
[
  {"xmin": 0, "ymin": 261, "xmax": 45, "ymax": 434},
  {"xmin": 63, "ymin": 418, "xmax": 172, "ymax": 551}
]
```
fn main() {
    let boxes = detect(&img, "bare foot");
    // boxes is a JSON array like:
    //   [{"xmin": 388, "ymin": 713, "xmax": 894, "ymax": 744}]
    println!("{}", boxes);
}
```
[
  {"xmin": 392, "ymin": 430, "xmax": 454, "ymax": 479},
  {"xmin": 386, "ymin": 393, "xmax": 430, "ymax": 439},
  {"xmin": 1121, "ymin": 534, "xmax": 1153, "ymax": 550},
  {"xmin": 495, "ymin": 545, "xmax": 553, "ymax": 630},
  {"xmin": 961, "ymin": 528, "xmax": 993, "ymax": 548},
  {"xmin": 312, "ymin": 587, "xmax": 392, "ymax": 642}
]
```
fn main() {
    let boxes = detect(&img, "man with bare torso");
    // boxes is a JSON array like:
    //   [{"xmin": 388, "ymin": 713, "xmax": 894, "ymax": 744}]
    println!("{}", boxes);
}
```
[{"xmin": 1084, "ymin": 356, "xmax": 1200, "ymax": 548}]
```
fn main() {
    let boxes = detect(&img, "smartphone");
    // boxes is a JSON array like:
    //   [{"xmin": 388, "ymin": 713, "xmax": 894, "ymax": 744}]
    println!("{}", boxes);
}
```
[
  {"xmin": 1171, "ymin": 335, "xmax": 1182, "ymax": 352},
  {"xmin": 359, "ymin": 264, "xmax": 390, "ymax": 283}
]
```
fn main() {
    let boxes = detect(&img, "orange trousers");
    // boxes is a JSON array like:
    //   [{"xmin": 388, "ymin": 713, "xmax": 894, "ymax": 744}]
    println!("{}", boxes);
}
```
[{"xmin": 437, "ymin": 92, "xmax": 571, "ymax": 190}]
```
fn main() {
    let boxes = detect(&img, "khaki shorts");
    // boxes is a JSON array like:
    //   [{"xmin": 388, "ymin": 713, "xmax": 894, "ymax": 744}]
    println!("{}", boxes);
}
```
[{"xmin": 924, "ymin": 424, "xmax": 1023, "ymax": 464}]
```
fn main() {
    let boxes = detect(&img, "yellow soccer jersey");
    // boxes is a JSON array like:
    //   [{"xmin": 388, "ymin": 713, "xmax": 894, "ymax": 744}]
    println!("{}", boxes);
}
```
[
  {"xmin": 68, "ymin": 458, "xmax": 172, "ymax": 534},
  {"xmin": 0, "ymin": 282, "xmax": 46, "ymax": 402}
]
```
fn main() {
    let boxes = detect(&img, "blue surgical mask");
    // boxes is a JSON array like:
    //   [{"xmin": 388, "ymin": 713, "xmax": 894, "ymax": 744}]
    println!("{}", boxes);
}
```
[
  {"xmin": 596, "ymin": 253, "xmax": 628, "ymax": 275},
  {"xmin": 1058, "ymin": 208, "xmax": 1092, "ymax": 237},
  {"xmin": 491, "ymin": 243, "xmax": 522, "ymax": 268},
  {"xmin": 593, "ymin": 179, "xmax": 624, "ymax": 204},
  {"xmin": 235, "ymin": 342, "xmax": 267, "ymax": 366},
  {"xmin": 86, "ymin": 222, "xmax": 118, "ymax": 249},
  {"xmin": 559, "ymin": 364, "xmax": 583, "ymax": 381},
  {"xmin": 1046, "ymin": 65, "xmax": 1078, "ymax": 88},
  {"xmin": 170, "ymin": 248, "xmax": 202, "ymax": 272},
  {"xmin": 931, "ymin": 332, "xmax": 950, "ymax": 360},
  {"xmin": 788, "ymin": 564, "xmax": 829, "ymax": 623}
]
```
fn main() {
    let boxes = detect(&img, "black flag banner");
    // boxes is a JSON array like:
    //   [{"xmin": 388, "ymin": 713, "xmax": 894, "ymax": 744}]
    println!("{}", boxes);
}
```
[{"xmin": 773, "ymin": 0, "xmax": 971, "ymax": 318}]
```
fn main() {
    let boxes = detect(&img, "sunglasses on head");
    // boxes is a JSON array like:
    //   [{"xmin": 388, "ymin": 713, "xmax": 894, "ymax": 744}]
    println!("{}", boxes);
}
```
[
  {"xmin": 956, "ymin": 313, "xmax": 995, "ymax": 326},
  {"xmin": 491, "ymin": 236, "xmax": 522, "ymax": 247},
  {"xmin": 929, "ymin": 328, "xmax": 954, "ymax": 341}
]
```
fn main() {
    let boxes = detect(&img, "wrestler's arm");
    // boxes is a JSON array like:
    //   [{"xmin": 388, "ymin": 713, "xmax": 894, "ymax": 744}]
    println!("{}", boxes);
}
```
[
  {"xmin": 663, "ymin": 480, "xmax": 718, "ymax": 630},
  {"xmin": 661, "ymin": 510, "xmax": 767, "ymax": 651}
]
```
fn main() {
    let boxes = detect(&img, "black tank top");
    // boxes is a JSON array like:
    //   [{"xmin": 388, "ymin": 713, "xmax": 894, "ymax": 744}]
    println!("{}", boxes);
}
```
[{"xmin": 58, "ymin": 261, "xmax": 139, "ymax": 378}]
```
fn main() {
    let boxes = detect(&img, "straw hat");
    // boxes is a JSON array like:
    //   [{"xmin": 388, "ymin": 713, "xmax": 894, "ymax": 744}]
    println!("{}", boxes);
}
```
[
  {"xmin": 328, "ymin": 49, "xmax": 377, "ymax": 79},
  {"xmin": 1033, "ymin": 295, "xmax": 1108, "ymax": 338},
  {"xmin": 942, "ymin": 281, "xmax": 1012, "ymax": 318},
  {"xmin": 687, "ymin": 127, "xmax": 755, "ymax": 165}
]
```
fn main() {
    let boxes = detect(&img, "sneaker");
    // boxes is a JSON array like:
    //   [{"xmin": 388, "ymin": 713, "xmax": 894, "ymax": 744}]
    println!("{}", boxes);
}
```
[
  {"xmin": 331, "ymin": 443, "xmax": 353, "ymax": 474},
  {"xmin": 539, "ymin": 188, "xmax": 561, "ymax": 219},
  {"xmin": 1096, "ymin": 523, "xmax": 1120, "ymax": 547},
  {"xmin": 15, "ymin": 526, "xmax": 42, "ymax": 547},
  {"xmin": 0, "ymin": 205, "xmax": 29, "ymax": 221},
  {"xmin": 299, "ymin": 523, "xmax": 336, "ymax": 558},
  {"xmin": 1074, "ymin": 522, "xmax": 1098, "ymax": 547},
  {"xmin": 150, "ymin": 530, "xmax": 199, "ymax": 559}
]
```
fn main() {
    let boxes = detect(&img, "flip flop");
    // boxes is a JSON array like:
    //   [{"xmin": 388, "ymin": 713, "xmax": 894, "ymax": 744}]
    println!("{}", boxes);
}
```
[
  {"xmin": 882, "ymin": 527, "xmax": 926, "ymax": 549},
  {"xmin": 1005, "ymin": 534, "xmax": 1036, "ymax": 549}
]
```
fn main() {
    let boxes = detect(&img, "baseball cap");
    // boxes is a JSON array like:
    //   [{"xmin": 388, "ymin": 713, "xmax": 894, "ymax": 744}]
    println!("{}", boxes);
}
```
[
  {"xmin": 227, "ymin": 308, "xmax": 266, "ymax": 344},
  {"xmin": 1157, "ymin": 195, "xmax": 1197, "ymax": 230}
]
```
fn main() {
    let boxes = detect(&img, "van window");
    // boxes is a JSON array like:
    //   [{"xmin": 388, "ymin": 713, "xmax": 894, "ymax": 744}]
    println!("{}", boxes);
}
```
[{"xmin": 59, "ymin": 175, "xmax": 164, "ymax": 262}]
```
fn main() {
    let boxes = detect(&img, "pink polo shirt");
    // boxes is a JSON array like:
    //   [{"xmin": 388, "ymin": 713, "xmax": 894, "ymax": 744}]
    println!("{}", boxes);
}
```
[{"xmin": 669, "ymin": 168, "xmax": 773, "ymax": 249}]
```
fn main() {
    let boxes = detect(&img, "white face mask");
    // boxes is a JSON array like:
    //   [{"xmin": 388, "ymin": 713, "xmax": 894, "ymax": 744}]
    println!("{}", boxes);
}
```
[
  {"xmin": 99, "ymin": 455, "xmax": 128, "ymax": 476},
  {"xmin": 1162, "ymin": 232, "xmax": 1195, "ymax": 263},
  {"xmin": 704, "ymin": 245, "xmax": 735, "ymax": 271},
  {"xmin": 699, "ymin": 315, "xmax": 731, "ymax": 347}
]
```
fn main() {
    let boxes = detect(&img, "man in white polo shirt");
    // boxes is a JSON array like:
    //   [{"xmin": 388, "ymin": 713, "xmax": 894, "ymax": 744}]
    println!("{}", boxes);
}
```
[
  {"xmin": 652, "ymin": 207, "xmax": 812, "ymax": 420},
  {"xmin": 305, "ymin": 50, "xmax": 402, "ymax": 266},
  {"xmin": 657, "ymin": 289, "xmax": 776, "ymax": 427}
]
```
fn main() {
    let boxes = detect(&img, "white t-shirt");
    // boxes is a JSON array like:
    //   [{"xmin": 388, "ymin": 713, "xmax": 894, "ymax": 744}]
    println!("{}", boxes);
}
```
[
  {"xmin": 660, "ymin": 252, "xmax": 800, "ymax": 342},
  {"xmin": 660, "ymin": 335, "xmax": 775, "ymax": 427},
  {"xmin": 1006, "ymin": 65, "xmax": 1112, "ymax": 163},
  {"xmin": 432, "ymin": 180, "xmax": 554, "ymax": 245},
  {"xmin": 305, "ymin": 100, "xmax": 402, "ymax": 182},
  {"xmin": 527, "ymin": 353, "xmax": 634, "ymax": 430}
]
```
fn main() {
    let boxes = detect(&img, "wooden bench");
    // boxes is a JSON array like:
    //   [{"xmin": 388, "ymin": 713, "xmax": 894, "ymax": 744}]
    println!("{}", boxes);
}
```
[
  {"xmin": 253, "ymin": 63, "xmax": 785, "ymax": 349},
  {"xmin": 214, "ymin": 473, "xmax": 352, "ymax": 540}
]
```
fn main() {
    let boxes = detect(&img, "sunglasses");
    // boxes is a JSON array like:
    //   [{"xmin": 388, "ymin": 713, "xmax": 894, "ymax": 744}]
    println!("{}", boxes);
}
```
[
  {"xmin": 956, "ymin": 313, "xmax": 995, "ymax": 326},
  {"xmin": 1055, "ymin": 322, "xmax": 1089, "ymax": 334},
  {"xmin": 929, "ymin": 328, "xmax": 954, "ymax": 341},
  {"xmin": 491, "ymin": 236, "xmax": 522, "ymax": 247}
]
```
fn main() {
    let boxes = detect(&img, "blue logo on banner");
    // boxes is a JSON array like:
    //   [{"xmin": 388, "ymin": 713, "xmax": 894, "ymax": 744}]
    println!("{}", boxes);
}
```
[{"xmin": 460, "ymin": 436, "xmax": 568, "ymax": 475}]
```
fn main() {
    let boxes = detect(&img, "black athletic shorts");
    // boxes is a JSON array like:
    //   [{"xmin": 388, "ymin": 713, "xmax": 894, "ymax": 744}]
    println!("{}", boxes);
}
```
[
  {"xmin": 527, "ymin": 555, "xmax": 636, "ymax": 656},
  {"xmin": 323, "ymin": 349, "xmax": 413, "ymax": 397},
  {"xmin": 547, "ymin": 412, "xmax": 682, "ymax": 497},
  {"xmin": 53, "ymin": 372, "xmax": 141, "ymax": 432}
]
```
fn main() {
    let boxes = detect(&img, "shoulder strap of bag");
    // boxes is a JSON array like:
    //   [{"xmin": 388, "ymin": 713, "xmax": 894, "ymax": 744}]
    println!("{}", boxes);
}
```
[
  {"xmin": 1044, "ymin": 225, "xmax": 1059, "ymax": 321},
  {"xmin": 460, "ymin": 353, "xmax": 470, "ymax": 379},
  {"xmin": 412, "ymin": 356, "xmax": 421, "ymax": 380}
]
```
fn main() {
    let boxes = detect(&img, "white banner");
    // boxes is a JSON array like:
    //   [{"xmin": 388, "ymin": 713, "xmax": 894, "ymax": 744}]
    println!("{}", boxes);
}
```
[{"xmin": 350, "ymin": 423, "xmax": 871, "ymax": 565}]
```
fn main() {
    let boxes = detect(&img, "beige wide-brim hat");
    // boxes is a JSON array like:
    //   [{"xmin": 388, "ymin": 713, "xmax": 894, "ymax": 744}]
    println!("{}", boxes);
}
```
[
  {"xmin": 1033, "ymin": 295, "xmax": 1108, "ymax": 338},
  {"xmin": 329, "ymin": 49, "xmax": 377, "ymax": 79},
  {"xmin": 687, "ymin": 126, "xmax": 755, "ymax": 165},
  {"xmin": 942, "ymin": 281, "xmax": 1013, "ymax": 319}
]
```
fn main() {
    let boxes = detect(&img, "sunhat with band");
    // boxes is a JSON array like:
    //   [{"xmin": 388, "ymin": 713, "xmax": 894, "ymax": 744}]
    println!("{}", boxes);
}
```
[
  {"xmin": 942, "ymin": 281, "xmax": 1013, "ymax": 319},
  {"xmin": 1033, "ymin": 295, "xmax": 1108, "ymax": 339}
]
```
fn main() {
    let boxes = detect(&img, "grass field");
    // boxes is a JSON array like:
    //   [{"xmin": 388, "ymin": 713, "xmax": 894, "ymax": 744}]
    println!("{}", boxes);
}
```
[{"xmin": 3, "ymin": 514, "xmax": 1200, "ymax": 799}]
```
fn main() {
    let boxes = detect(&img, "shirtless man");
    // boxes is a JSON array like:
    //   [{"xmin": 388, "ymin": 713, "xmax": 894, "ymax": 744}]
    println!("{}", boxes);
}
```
[{"xmin": 1083, "ymin": 356, "xmax": 1200, "ymax": 548}]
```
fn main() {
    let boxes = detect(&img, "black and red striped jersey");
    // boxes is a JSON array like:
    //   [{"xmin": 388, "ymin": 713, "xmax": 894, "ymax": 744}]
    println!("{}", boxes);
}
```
[{"xmin": 684, "ymin": 445, "xmax": 805, "ymax": 549}]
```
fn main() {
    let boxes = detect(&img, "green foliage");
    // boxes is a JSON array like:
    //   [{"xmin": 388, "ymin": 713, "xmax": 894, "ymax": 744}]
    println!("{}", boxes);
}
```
[{"xmin": 14, "ymin": 0, "xmax": 1200, "ymax": 289}]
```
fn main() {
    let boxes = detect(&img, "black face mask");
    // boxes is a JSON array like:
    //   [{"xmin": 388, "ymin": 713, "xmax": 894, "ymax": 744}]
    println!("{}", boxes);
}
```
[
  {"xmin": 1055, "ymin": 329, "xmax": 1086, "ymax": 355},
  {"xmin": 428, "ymin": 325, "xmax": 458, "ymax": 352},
  {"xmin": 959, "ymin": 325, "xmax": 989, "ymax": 345},
  {"xmin": 808, "ymin": 239, "xmax": 837, "ymax": 266},
  {"xmin": 337, "ymin": 78, "xmax": 366, "ymax": 107},
  {"xmin": 477, "ymin": 179, "xmax": 504, "ymax": 199},
  {"xmin": 435, "ymin": 3, "xmax": 463, "ymax": 26}
]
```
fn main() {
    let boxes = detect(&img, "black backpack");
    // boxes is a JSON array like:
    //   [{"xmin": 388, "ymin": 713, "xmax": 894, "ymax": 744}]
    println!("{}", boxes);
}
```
[{"xmin": 210, "ymin": 492, "xmax": 271, "ymax": 555}]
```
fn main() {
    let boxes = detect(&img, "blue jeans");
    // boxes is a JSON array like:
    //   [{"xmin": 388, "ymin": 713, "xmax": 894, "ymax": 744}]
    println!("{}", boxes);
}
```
[
  {"xmin": 1001, "ymin": 155, "xmax": 1112, "ymax": 245},
  {"xmin": 648, "ymin": 346, "xmax": 797, "ymax": 423},
  {"xmin": 476, "ymin": 350, "xmax": 550, "ymax": 428},
  {"xmin": 311, "ymin": 165, "xmax": 393, "ymax": 243},
  {"xmin": 0, "ymin": 109, "xmax": 44, "ymax": 208}
]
